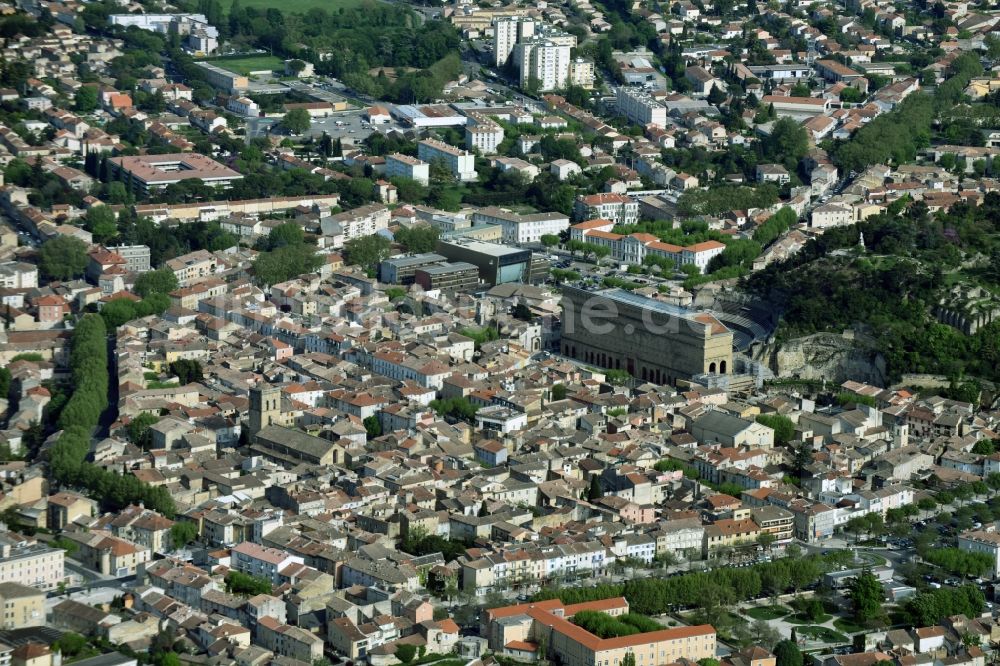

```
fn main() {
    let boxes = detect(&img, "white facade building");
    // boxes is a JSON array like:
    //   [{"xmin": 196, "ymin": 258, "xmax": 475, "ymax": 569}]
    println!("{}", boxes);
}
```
[
  {"xmin": 616, "ymin": 87, "xmax": 667, "ymax": 127},
  {"xmin": 386, "ymin": 153, "xmax": 431, "ymax": 186},
  {"xmin": 231, "ymin": 542, "xmax": 303, "ymax": 584},
  {"xmin": 417, "ymin": 139, "xmax": 477, "ymax": 182},
  {"xmin": 472, "ymin": 206, "xmax": 569, "ymax": 244},
  {"xmin": 515, "ymin": 39, "xmax": 572, "ymax": 92},
  {"xmin": 811, "ymin": 202, "xmax": 853, "ymax": 228},
  {"xmin": 227, "ymin": 97, "xmax": 260, "ymax": 117},
  {"xmin": 958, "ymin": 530, "xmax": 1000, "ymax": 576},
  {"xmin": 465, "ymin": 115, "xmax": 505, "ymax": 155},
  {"xmin": 493, "ymin": 17, "xmax": 535, "ymax": 67}
]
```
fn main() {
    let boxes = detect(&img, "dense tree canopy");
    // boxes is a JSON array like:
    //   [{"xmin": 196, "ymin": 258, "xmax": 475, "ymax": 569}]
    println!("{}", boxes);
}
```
[{"xmin": 39, "ymin": 236, "xmax": 88, "ymax": 281}]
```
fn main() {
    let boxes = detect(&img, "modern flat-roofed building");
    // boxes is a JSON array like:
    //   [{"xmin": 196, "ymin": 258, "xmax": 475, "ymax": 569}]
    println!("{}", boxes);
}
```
[
  {"xmin": 616, "ymin": 86, "xmax": 667, "ymax": 127},
  {"xmin": 560, "ymin": 286, "xmax": 733, "ymax": 385},
  {"xmin": 194, "ymin": 61, "xmax": 249, "ymax": 92},
  {"xmin": 472, "ymin": 207, "xmax": 570, "ymax": 244},
  {"xmin": 760, "ymin": 95, "xmax": 832, "ymax": 118},
  {"xmin": 379, "ymin": 253, "xmax": 448, "ymax": 285},
  {"xmin": 466, "ymin": 114, "xmax": 505, "ymax": 155},
  {"xmin": 320, "ymin": 203, "xmax": 390, "ymax": 245},
  {"xmin": 494, "ymin": 16, "xmax": 535, "ymax": 66},
  {"xmin": 514, "ymin": 39, "xmax": 572, "ymax": 92},
  {"xmin": 414, "ymin": 261, "xmax": 480, "ymax": 291},
  {"xmin": 418, "ymin": 139, "xmax": 477, "ymax": 182},
  {"xmin": 815, "ymin": 59, "xmax": 862, "ymax": 82},
  {"xmin": 484, "ymin": 598, "xmax": 716, "ymax": 666},
  {"xmin": 386, "ymin": 153, "xmax": 430, "ymax": 186},
  {"xmin": 107, "ymin": 153, "xmax": 243, "ymax": 195},
  {"xmin": 437, "ymin": 240, "xmax": 534, "ymax": 286}
]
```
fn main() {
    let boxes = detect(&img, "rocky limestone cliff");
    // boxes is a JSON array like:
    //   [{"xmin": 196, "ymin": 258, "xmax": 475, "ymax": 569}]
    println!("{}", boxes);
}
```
[{"xmin": 765, "ymin": 329, "xmax": 888, "ymax": 386}]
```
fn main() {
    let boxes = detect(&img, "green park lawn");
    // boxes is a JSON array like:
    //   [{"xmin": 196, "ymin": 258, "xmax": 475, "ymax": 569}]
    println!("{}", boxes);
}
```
[
  {"xmin": 833, "ymin": 618, "xmax": 868, "ymax": 634},
  {"xmin": 743, "ymin": 605, "xmax": 789, "ymax": 621},
  {"xmin": 202, "ymin": 55, "xmax": 285, "ymax": 75},
  {"xmin": 797, "ymin": 626, "xmax": 849, "ymax": 644},
  {"xmin": 785, "ymin": 612, "xmax": 833, "ymax": 625}
]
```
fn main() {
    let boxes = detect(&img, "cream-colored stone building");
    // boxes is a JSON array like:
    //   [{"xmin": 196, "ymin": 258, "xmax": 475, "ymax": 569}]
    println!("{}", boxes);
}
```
[
  {"xmin": 0, "ymin": 582, "xmax": 45, "ymax": 629},
  {"xmin": 484, "ymin": 598, "xmax": 716, "ymax": 666},
  {"xmin": 561, "ymin": 286, "xmax": 733, "ymax": 385}
]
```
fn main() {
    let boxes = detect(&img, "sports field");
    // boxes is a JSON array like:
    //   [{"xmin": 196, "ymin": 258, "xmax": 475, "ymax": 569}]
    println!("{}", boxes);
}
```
[
  {"xmin": 229, "ymin": 0, "xmax": 367, "ymax": 13},
  {"xmin": 203, "ymin": 55, "xmax": 285, "ymax": 75}
]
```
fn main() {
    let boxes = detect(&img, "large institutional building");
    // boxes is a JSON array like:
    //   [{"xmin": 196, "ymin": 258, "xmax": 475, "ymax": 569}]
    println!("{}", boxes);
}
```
[
  {"xmin": 560, "ymin": 286, "xmax": 734, "ymax": 385},
  {"xmin": 107, "ymin": 153, "xmax": 243, "ymax": 195},
  {"xmin": 484, "ymin": 598, "xmax": 716, "ymax": 666}
]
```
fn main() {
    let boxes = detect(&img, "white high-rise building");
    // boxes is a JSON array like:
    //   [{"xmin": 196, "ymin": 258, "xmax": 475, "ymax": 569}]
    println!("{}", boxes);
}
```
[
  {"xmin": 493, "ymin": 17, "xmax": 535, "ymax": 67},
  {"xmin": 515, "ymin": 39, "xmax": 572, "ymax": 92},
  {"xmin": 616, "ymin": 87, "xmax": 668, "ymax": 127}
]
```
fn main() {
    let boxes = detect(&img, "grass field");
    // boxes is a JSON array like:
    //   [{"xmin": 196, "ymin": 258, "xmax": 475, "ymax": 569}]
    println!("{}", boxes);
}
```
[
  {"xmin": 832, "ymin": 618, "xmax": 867, "ymax": 634},
  {"xmin": 786, "ymin": 612, "xmax": 833, "ymax": 625},
  {"xmin": 227, "ymin": 0, "xmax": 367, "ymax": 13},
  {"xmin": 743, "ymin": 605, "xmax": 789, "ymax": 621},
  {"xmin": 797, "ymin": 626, "xmax": 849, "ymax": 644},
  {"xmin": 203, "ymin": 55, "xmax": 284, "ymax": 75}
]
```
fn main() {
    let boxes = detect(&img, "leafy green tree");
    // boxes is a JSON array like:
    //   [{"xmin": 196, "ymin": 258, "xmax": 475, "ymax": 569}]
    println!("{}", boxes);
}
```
[
  {"xmin": 363, "ymin": 415, "xmax": 382, "ymax": 439},
  {"xmin": 774, "ymin": 640, "xmax": 803, "ymax": 666},
  {"xmin": 282, "ymin": 107, "xmax": 311, "ymax": 134},
  {"xmin": 903, "ymin": 584, "xmax": 984, "ymax": 626},
  {"xmin": 395, "ymin": 645, "xmax": 417, "ymax": 664},
  {"xmin": 53, "ymin": 632, "xmax": 89, "ymax": 657},
  {"xmin": 428, "ymin": 397, "xmax": 479, "ymax": 422},
  {"xmin": 224, "ymin": 571, "xmax": 272, "ymax": 595},
  {"xmin": 127, "ymin": 413, "xmax": 159, "ymax": 450},
  {"xmin": 763, "ymin": 117, "xmax": 809, "ymax": 166},
  {"xmin": 74, "ymin": 86, "xmax": 98, "ymax": 113},
  {"xmin": 101, "ymin": 298, "xmax": 140, "ymax": 329},
  {"xmin": 541, "ymin": 234, "xmax": 560, "ymax": 247},
  {"xmin": 972, "ymin": 440, "xmax": 995, "ymax": 455},
  {"xmin": 921, "ymin": 548, "xmax": 993, "ymax": 577},
  {"xmin": 170, "ymin": 521, "xmax": 198, "ymax": 550},
  {"xmin": 344, "ymin": 234, "xmax": 391, "ymax": 275},
  {"xmin": 847, "ymin": 570, "xmax": 885, "ymax": 626},
  {"xmin": 83, "ymin": 205, "xmax": 118, "ymax": 242},
  {"xmin": 133, "ymin": 268, "xmax": 179, "ymax": 297},
  {"xmin": 0, "ymin": 367, "xmax": 9, "ymax": 400},
  {"xmin": 394, "ymin": 224, "xmax": 440, "ymax": 253},
  {"xmin": 707, "ymin": 83, "xmax": 727, "ymax": 105},
  {"xmin": 551, "ymin": 384, "xmax": 567, "ymax": 400},
  {"xmin": 264, "ymin": 222, "xmax": 306, "ymax": 250},
  {"xmin": 587, "ymin": 475, "xmax": 603, "ymax": 501},
  {"xmin": 39, "ymin": 236, "xmax": 88, "ymax": 281},
  {"xmin": 169, "ymin": 360, "xmax": 203, "ymax": 384},
  {"xmin": 756, "ymin": 414, "xmax": 794, "ymax": 445},
  {"xmin": 986, "ymin": 473, "xmax": 1000, "ymax": 496},
  {"xmin": 252, "ymin": 244, "xmax": 323, "ymax": 285}
]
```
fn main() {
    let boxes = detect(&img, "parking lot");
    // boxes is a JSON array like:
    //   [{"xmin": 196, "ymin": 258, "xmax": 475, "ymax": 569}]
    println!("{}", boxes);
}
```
[{"xmin": 308, "ymin": 110, "xmax": 375, "ymax": 140}]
